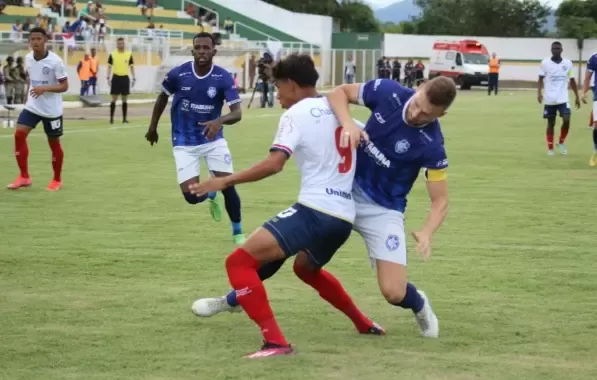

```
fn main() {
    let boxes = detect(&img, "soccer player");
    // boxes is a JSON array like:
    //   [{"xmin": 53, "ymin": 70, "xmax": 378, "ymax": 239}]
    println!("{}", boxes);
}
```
[
  {"xmin": 188, "ymin": 54, "xmax": 384, "ymax": 358},
  {"xmin": 537, "ymin": 41, "xmax": 580, "ymax": 156},
  {"xmin": 145, "ymin": 32, "xmax": 246, "ymax": 244},
  {"xmin": 582, "ymin": 52, "xmax": 597, "ymax": 166},
  {"xmin": 6, "ymin": 27, "xmax": 68, "ymax": 191},
  {"xmin": 194, "ymin": 76, "xmax": 456, "ymax": 340},
  {"xmin": 107, "ymin": 37, "xmax": 135, "ymax": 124}
]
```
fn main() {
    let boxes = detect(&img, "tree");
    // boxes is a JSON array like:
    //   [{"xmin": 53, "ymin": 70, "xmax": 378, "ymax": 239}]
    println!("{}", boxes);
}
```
[
  {"xmin": 413, "ymin": 0, "xmax": 550, "ymax": 37},
  {"xmin": 263, "ymin": 0, "xmax": 379, "ymax": 33},
  {"xmin": 556, "ymin": 0, "xmax": 597, "ymax": 40}
]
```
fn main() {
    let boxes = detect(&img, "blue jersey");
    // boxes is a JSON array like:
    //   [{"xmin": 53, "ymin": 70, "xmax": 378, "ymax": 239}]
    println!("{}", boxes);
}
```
[
  {"xmin": 355, "ymin": 79, "xmax": 448, "ymax": 213},
  {"xmin": 587, "ymin": 54, "xmax": 597, "ymax": 99},
  {"xmin": 161, "ymin": 63, "xmax": 241, "ymax": 147}
]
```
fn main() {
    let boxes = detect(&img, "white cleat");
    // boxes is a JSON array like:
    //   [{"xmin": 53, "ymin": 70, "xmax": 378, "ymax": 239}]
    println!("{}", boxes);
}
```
[
  {"xmin": 414, "ymin": 290, "xmax": 439, "ymax": 338},
  {"xmin": 191, "ymin": 296, "xmax": 241, "ymax": 317},
  {"xmin": 547, "ymin": 150, "xmax": 555, "ymax": 156},
  {"xmin": 556, "ymin": 143, "xmax": 568, "ymax": 155}
]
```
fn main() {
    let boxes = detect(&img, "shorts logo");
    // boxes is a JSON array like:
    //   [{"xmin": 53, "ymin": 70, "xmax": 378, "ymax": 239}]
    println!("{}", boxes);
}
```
[
  {"xmin": 224, "ymin": 153, "xmax": 231, "ymax": 164},
  {"xmin": 385, "ymin": 234, "xmax": 400, "ymax": 251},
  {"xmin": 42, "ymin": 67, "xmax": 50, "ymax": 75},
  {"xmin": 207, "ymin": 86, "xmax": 217, "ymax": 98},
  {"xmin": 395, "ymin": 139, "xmax": 410, "ymax": 154}
]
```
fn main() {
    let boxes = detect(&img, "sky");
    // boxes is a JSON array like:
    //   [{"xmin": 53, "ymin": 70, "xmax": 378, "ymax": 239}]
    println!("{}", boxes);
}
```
[{"xmin": 365, "ymin": 0, "xmax": 563, "ymax": 10}]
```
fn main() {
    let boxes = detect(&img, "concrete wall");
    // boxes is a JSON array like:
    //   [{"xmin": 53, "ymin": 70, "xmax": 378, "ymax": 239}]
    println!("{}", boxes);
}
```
[
  {"xmin": 64, "ymin": 66, "xmax": 158, "ymax": 95},
  {"xmin": 384, "ymin": 34, "xmax": 596, "ymax": 82}
]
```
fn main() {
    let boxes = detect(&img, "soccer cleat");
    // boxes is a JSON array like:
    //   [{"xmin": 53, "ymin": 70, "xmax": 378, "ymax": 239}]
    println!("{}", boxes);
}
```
[
  {"xmin": 556, "ymin": 143, "xmax": 567, "ymax": 155},
  {"xmin": 361, "ymin": 322, "xmax": 386, "ymax": 336},
  {"xmin": 590, "ymin": 153, "xmax": 597, "ymax": 167},
  {"xmin": 6, "ymin": 176, "xmax": 32, "ymax": 190},
  {"xmin": 123, "ymin": 120, "xmax": 129, "ymax": 124},
  {"xmin": 46, "ymin": 180, "xmax": 62, "ymax": 191},
  {"xmin": 208, "ymin": 192, "xmax": 223, "ymax": 222},
  {"xmin": 245, "ymin": 342, "xmax": 296, "ymax": 359},
  {"xmin": 109, "ymin": 119, "xmax": 114, "ymax": 125},
  {"xmin": 414, "ymin": 290, "xmax": 439, "ymax": 338},
  {"xmin": 547, "ymin": 150, "xmax": 555, "ymax": 156},
  {"xmin": 191, "ymin": 296, "xmax": 241, "ymax": 317},
  {"xmin": 233, "ymin": 233, "xmax": 246, "ymax": 245}
]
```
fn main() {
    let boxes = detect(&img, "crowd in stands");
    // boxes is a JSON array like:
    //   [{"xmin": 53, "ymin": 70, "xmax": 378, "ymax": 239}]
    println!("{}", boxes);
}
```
[{"xmin": 185, "ymin": 3, "xmax": 217, "ymax": 29}]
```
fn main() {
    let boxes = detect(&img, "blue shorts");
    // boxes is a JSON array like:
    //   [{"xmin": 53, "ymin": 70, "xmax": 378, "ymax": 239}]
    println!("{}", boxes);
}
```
[
  {"xmin": 543, "ymin": 103, "xmax": 570, "ymax": 119},
  {"xmin": 17, "ymin": 109, "xmax": 63, "ymax": 137},
  {"xmin": 263, "ymin": 203, "xmax": 352, "ymax": 268},
  {"xmin": 88, "ymin": 77, "xmax": 97, "ymax": 86}
]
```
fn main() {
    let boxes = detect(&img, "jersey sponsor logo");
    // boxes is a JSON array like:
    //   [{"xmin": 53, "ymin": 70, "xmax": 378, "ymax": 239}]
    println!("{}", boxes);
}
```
[
  {"xmin": 178, "ymin": 71, "xmax": 191, "ymax": 77},
  {"xmin": 385, "ymin": 234, "xmax": 400, "ymax": 251},
  {"xmin": 437, "ymin": 158, "xmax": 448, "ymax": 167},
  {"xmin": 31, "ymin": 80, "xmax": 49, "ymax": 86},
  {"xmin": 277, "ymin": 116, "xmax": 293, "ymax": 137},
  {"xmin": 207, "ymin": 86, "xmax": 217, "ymax": 98},
  {"xmin": 42, "ymin": 67, "xmax": 50, "ymax": 75},
  {"xmin": 374, "ymin": 112, "xmax": 386, "ymax": 124},
  {"xmin": 392, "ymin": 92, "xmax": 402, "ymax": 106},
  {"xmin": 325, "ymin": 188, "xmax": 352, "ymax": 200},
  {"xmin": 181, "ymin": 86, "xmax": 191, "ymax": 91},
  {"xmin": 190, "ymin": 103, "xmax": 215, "ymax": 113},
  {"xmin": 374, "ymin": 78, "xmax": 382, "ymax": 90},
  {"xmin": 394, "ymin": 139, "xmax": 410, "ymax": 154},
  {"xmin": 363, "ymin": 141, "xmax": 390, "ymax": 168},
  {"xmin": 310, "ymin": 107, "xmax": 333, "ymax": 118}
]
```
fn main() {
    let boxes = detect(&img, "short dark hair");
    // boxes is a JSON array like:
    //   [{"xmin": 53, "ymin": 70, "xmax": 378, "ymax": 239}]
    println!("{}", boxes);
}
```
[
  {"xmin": 28, "ymin": 27, "xmax": 47, "ymax": 37},
  {"xmin": 425, "ymin": 76, "xmax": 457, "ymax": 109},
  {"xmin": 273, "ymin": 53, "xmax": 319, "ymax": 88},
  {"xmin": 193, "ymin": 32, "xmax": 215, "ymax": 46},
  {"xmin": 552, "ymin": 41, "xmax": 562, "ymax": 46},
  {"xmin": 117, "ymin": 37, "xmax": 125, "ymax": 42}
]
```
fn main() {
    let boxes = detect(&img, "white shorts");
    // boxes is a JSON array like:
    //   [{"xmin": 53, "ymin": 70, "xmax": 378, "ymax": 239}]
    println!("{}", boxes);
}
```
[
  {"xmin": 592, "ymin": 101, "xmax": 597, "ymax": 121},
  {"xmin": 353, "ymin": 185, "xmax": 408, "ymax": 266},
  {"xmin": 173, "ymin": 139, "xmax": 234, "ymax": 184}
]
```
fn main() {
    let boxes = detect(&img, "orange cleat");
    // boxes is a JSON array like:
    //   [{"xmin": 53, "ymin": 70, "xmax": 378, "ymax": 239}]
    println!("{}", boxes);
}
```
[
  {"xmin": 46, "ymin": 180, "xmax": 62, "ymax": 191},
  {"xmin": 6, "ymin": 176, "xmax": 32, "ymax": 190}
]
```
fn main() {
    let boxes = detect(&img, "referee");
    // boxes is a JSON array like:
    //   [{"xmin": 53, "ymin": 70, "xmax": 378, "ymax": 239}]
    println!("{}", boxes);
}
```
[{"xmin": 107, "ymin": 37, "xmax": 136, "ymax": 124}]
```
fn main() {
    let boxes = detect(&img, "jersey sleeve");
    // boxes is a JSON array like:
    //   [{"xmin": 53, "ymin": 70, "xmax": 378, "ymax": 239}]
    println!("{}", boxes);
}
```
[
  {"xmin": 538, "ymin": 60, "xmax": 546, "ymax": 77},
  {"xmin": 587, "ymin": 55, "xmax": 597, "ymax": 73},
  {"xmin": 161, "ymin": 67, "xmax": 178, "ymax": 96},
  {"xmin": 422, "ymin": 143, "xmax": 448, "ymax": 182},
  {"xmin": 567, "ymin": 60, "xmax": 574, "ymax": 77},
  {"xmin": 357, "ymin": 78, "xmax": 401, "ymax": 110},
  {"xmin": 53, "ymin": 58, "xmax": 67, "ymax": 82},
  {"xmin": 270, "ymin": 112, "xmax": 301, "ymax": 158},
  {"xmin": 223, "ymin": 72, "xmax": 241, "ymax": 106}
]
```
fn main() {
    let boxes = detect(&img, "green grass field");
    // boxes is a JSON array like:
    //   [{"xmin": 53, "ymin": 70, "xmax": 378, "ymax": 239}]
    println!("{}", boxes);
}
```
[{"xmin": 1, "ymin": 92, "xmax": 596, "ymax": 380}]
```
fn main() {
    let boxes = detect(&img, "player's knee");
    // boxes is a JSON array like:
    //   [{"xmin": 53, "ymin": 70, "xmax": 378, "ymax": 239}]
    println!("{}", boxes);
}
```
[
  {"xmin": 221, "ymin": 185, "xmax": 239, "ymax": 198},
  {"xmin": 225, "ymin": 248, "xmax": 258, "ymax": 271},
  {"xmin": 379, "ymin": 281, "xmax": 408, "ymax": 304},
  {"xmin": 182, "ymin": 191, "xmax": 207, "ymax": 204},
  {"xmin": 293, "ymin": 253, "xmax": 319, "ymax": 279},
  {"xmin": 257, "ymin": 259, "xmax": 285, "ymax": 281}
]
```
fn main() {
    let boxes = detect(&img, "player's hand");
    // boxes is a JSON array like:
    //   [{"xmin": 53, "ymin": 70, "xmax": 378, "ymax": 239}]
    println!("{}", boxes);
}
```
[
  {"xmin": 411, "ymin": 231, "xmax": 432, "ymax": 261},
  {"xmin": 29, "ymin": 87, "xmax": 45, "ymax": 98},
  {"xmin": 145, "ymin": 127, "xmax": 159, "ymax": 145},
  {"xmin": 199, "ymin": 119, "xmax": 223, "ymax": 140},
  {"xmin": 537, "ymin": 93, "xmax": 543, "ymax": 104},
  {"xmin": 339, "ymin": 121, "xmax": 368, "ymax": 149},
  {"xmin": 188, "ymin": 177, "xmax": 228, "ymax": 196},
  {"xmin": 132, "ymin": 78, "xmax": 136, "ymax": 88},
  {"xmin": 582, "ymin": 93, "xmax": 588, "ymax": 104},
  {"xmin": 575, "ymin": 97, "xmax": 581, "ymax": 109}
]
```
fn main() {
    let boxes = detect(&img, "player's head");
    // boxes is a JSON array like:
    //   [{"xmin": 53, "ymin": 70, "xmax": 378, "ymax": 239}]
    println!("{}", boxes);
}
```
[
  {"xmin": 28, "ymin": 27, "xmax": 47, "ymax": 53},
  {"xmin": 116, "ymin": 37, "xmax": 125, "ymax": 51},
  {"xmin": 16, "ymin": 56, "xmax": 23, "ymax": 65},
  {"xmin": 191, "ymin": 32, "xmax": 216, "ymax": 68},
  {"xmin": 272, "ymin": 53, "xmax": 319, "ymax": 109},
  {"xmin": 407, "ymin": 76, "xmax": 457, "ymax": 125},
  {"xmin": 551, "ymin": 41, "xmax": 562, "ymax": 58}
]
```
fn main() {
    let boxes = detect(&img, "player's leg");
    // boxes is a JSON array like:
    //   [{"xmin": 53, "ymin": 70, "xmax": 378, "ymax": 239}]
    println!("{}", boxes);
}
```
[
  {"xmin": 494, "ymin": 73, "xmax": 499, "ymax": 95},
  {"xmin": 173, "ymin": 146, "xmax": 214, "ymax": 204},
  {"xmin": 109, "ymin": 88, "xmax": 118, "ymax": 124},
  {"xmin": 556, "ymin": 103, "xmax": 571, "ymax": 155},
  {"xmin": 543, "ymin": 105, "xmax": 557, "ymax": 155},
  {"xmin": 353, "ymin": 192, "xmax": 438, "ymax": 338},
  {"xmin": 206, "ymin": 139, "xmax": 245, "ymax": 243},
  {"xmin": 42, "ymin": 116, "xmax": 65, "ymax": 191},
  {"xmin": 121, "ymin": 76, "xmax": 130, "ymax": 123},
  {"xmin": 591, "ymin": 101, "xmax": 597, "ymax": 166},
  {"xmin": 7, "ymin": 110, "xmax": 40, "ymax": 189}
]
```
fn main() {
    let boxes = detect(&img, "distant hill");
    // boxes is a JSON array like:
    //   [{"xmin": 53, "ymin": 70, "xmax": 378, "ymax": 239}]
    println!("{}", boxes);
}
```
[{"xmin": 374, "ymin": 0, "xmax": 421, "ymax": 23}]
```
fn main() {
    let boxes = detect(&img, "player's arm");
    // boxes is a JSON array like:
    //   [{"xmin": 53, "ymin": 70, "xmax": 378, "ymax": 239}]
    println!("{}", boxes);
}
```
[
  {"xmin": 106, "ymin": 53, "xmax": 112, "ymax": 81},
  {"xmin": 128, "ymin": 55, "xmax": 136, "ymax": 84},
  {"xmin": 219, "ymin": 73, "xmax": 242, "ymax": 125},
  {"xmin": 146, "ymin": 68, "xmax": 176, "ymax": 145},
  {"xmin": 421, "ymin": 168, "xmax": 449, "ymax": 236},
  {"xmin": 569, "ymin": 68, "xmax": 580, "ymax": 107},
  {"xmin": 537, "ymin": 61, "xmax": 545, "ymax": 103},
  {"xmin": 582, "ymin": 55, "xmax": 597, "ymax": 100}
]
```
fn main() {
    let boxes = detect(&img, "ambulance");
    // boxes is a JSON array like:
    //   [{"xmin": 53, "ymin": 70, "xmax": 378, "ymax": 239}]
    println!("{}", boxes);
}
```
[{"xmin": 428, "ymin": 40, "xmax": 490, "ymax": 90}]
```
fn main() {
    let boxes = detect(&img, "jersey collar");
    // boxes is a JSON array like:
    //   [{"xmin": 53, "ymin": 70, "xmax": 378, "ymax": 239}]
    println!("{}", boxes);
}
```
[
  {"xmin": 192, "ymin": 63, "xmax": 213, "ymax": 79},
  {"xmin": 33, "ymin": 50, "xmax": 49, "ymax": 61}
]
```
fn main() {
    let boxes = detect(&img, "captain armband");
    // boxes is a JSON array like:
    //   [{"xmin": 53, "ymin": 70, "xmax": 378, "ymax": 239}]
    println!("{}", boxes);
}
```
[{"xmin": 424, "ymin": 169, "xmax": 447, "ymax": 182}]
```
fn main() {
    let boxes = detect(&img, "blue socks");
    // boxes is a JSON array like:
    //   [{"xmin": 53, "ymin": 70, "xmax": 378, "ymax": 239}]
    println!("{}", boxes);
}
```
[
  {"xmin": 225, "ymin": 259, "xmax": 287, "ymax": 307},
  {"xmin": 183, "ymin": 192, "xmax": 208, "ymax": 204},
  {"xmin": 222, "ymin": 186, "xmax": 242, "ymax": 234},
  {"xmin": 392, "ymin": 282, "xmax": 425, "ymax": 313}
]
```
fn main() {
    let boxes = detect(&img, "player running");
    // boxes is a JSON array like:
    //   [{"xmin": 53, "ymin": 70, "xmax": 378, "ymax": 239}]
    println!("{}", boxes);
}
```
[
  {"xmin": 581, "ymin": 52, "xmax": 597, "ymax": 166},
  {"xmin": 7, "ymin": 27, "xmax": 68, "ymax": 191},
  {"xmin": 194, "ymin": 76, "xmax": 456, "ymax": 340},
  {"xmin": 145, "ymin": 32, "xmax": 246, "ymax": 244},
  {"xmin": 537, "ymin": 41, "xmax": 580, "ymax": 156},
  {"xmin": 188, "ymin": 54, "xmax": 384, "ymax": 358}
]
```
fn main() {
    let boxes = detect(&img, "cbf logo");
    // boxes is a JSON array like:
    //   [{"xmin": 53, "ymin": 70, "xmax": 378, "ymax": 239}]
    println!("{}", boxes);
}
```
[
  {"xmin": 395, "ymin": 139, "xmax": 410, "ymax": 154},
  {"xmin": 207, "ymin": 86, "xmax": 217, "ymax": 98},
  {"xmin": 385, "ymin": 234, "xmax": 400, "ymax": 251}
]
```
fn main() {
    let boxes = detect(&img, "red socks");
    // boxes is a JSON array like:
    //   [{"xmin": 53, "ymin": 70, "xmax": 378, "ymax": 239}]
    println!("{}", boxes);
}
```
[
  {"xmin": 293, "ymin": 263, "xmax": 373, "ymax": 333},
  {"xmin": 225, "ymin": 248, "xmax": 288, "ymax": 346},
  {"xmin": 48, "ymin": 139, "xmax": 64, "ymax": 182},
  {"xmin": 559, "ymin": 127, "xmax": 569, "ymax": 144},
  {"xmin": 546, "ymin": 130, "xmax": 554, "ymax": 150},
  {"xmin": 14, "ymin": 129, "xmax": 29, "ymax": 178}
]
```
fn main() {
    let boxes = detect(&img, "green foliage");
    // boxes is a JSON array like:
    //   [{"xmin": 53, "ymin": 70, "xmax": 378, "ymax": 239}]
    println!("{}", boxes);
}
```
[{"xmin": 556, "ymin": 0, "xmax": 597, "ymax": 40}]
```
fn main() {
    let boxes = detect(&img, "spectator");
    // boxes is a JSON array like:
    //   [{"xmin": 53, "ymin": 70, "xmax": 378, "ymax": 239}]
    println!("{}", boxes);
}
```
[
  {"xmin": 3, "ymin": 57, "xmax": 14, "ymax": 104},
  {"xmin": 35, "ymin": 14, "xmax": 42, "ymax": 27},
  {"xmin": 65, "ymin": 0, "xmax": 76, "ymax": 17},
  {"xmin": 11, "ymin": 20, "xmax": 22, "ymax": 42},
  {"xmin": 77, "ymin": 51, "xmax": 92, "ymax": 96},
  {"xmin": 12, "ymin": 57, "xmax": 26, "ymax": 104},
  {"xmin": 223, "ymin": 17, "xmax": 233, "ymax": 33},
  {"xmin": 22, "ymin": 18, "xmax": 31, "ymax": 32},
  {"xmin": 0, "ymin": 0, "xmax": 6, "ymax": 15},
  {"xmin": 62, "ymin": 21, "xmax": 71, "ymax": 33}
]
